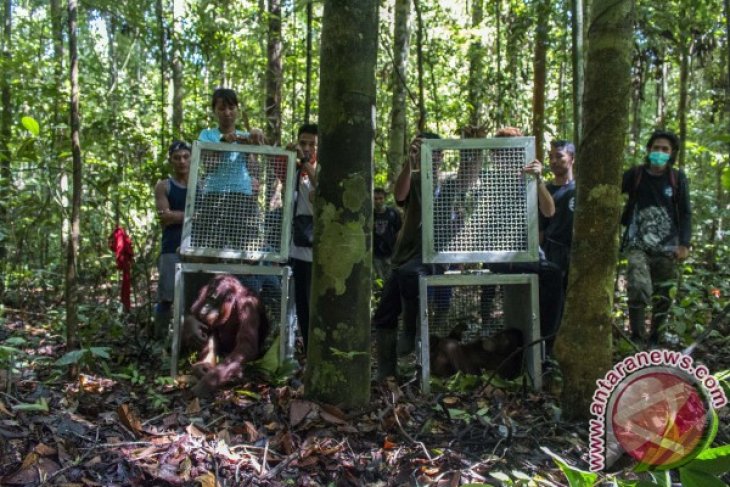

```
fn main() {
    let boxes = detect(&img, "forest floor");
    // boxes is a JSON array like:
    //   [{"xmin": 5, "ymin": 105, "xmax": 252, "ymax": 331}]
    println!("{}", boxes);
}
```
[{"xmin": 0, "ymin": 304, "xmax": 728, "ymax": 487}]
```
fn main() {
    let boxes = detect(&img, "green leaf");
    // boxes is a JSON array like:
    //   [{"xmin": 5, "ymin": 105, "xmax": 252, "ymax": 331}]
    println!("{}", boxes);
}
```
[
  {"xmin": 542, "ymin": 447, "xmax": 597, "ymax": 487},
  {"xmin": 55, "ymin": 349, "xmax": 87, "ymax": 366},
  {"xmin": 253, "ymin": 335, "xmax": 280, "ymax": 373},
  {"xmin": 683, "ymin": 445, "xmax": 730, "ymax": 475},
  {"xmin": 21, "ymin": 116, "xmax": 39, "ymax": 136},
  {"xmin": 679, "ymin": 467, "xmax": 727, "ymax": 487},
  {"xmin": 4, "ymin": 337, "xmax": 26, "ymax": 347},
  {"xmin": 89, "ymin": 347, "xmax": 111, "ymax": 359},
  {"xmin": 11, "ymin": 397, "xmax": 49, "ymax": 413}
]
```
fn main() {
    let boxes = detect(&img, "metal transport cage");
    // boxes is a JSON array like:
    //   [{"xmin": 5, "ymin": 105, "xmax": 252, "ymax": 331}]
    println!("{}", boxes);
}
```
[
  {"xmin": 418, "ymin": 272, "xmax": 542, "ymax": 393},
  {"xmin": 180, "ymin": 141, "xmax": 297, "ymax": 263},
  {"xmin": 420, "ymin": 137, "xmax": 539, "ymax": 264},
  {"xmin": 170, "ymin": 263, "xmax": 295, "ymax": 378}
]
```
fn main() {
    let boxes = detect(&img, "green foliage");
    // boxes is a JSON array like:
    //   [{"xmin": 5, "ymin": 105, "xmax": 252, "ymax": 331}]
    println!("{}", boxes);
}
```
[{"xmin": 55, "ymin": 346, "xmax": 111, "ymax": 369}]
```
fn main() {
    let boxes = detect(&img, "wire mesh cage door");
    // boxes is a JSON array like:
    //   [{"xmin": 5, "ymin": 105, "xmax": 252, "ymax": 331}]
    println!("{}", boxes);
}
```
[
  {"xmin": 420, "ymin": 137, "xmax": 539, "ymax": 264},
  {"xmin": 418, "ymin": 273, "xmax": 542, "ymax": 393},
  {"xmin": 180, "ymin": 141, "xmax": 296, "ymax": 262},
  {"xmin": 170, "ymin": 263, "xmax": 294, "ymax": 378}
]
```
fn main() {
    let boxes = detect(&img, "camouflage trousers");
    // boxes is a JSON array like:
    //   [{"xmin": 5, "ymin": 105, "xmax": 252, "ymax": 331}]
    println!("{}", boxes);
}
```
[{"xmin": 626, "ymin": 248, "xmax": 677, "ymax": 328}]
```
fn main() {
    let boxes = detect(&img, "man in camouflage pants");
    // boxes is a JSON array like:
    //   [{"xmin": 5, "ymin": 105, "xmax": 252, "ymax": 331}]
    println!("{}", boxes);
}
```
[{"xmin": 621, "ymin": 130, "xmax": 692, "ymax": 346}]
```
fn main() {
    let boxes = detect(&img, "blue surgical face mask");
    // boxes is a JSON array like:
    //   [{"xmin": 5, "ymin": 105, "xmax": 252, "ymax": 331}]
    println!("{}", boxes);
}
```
[{"xmin": 648, "ymin": 151, "xmax": 671, "ymax": 167}]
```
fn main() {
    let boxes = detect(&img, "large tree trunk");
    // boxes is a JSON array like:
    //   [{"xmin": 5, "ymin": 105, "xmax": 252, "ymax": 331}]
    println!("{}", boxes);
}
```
[
  {"xmin": 467, "ymin": 0, "xmax": 484, "ymax": 128},
  {"xmin": 554, "ymin": 0, "xmax": 633, "ymax": 420},
  {"xmin": 303, "ymin": 0, "xmax": 377, "ymax": 408},
  {"xmin": 386, "ymin": 0, "xmax": 410, "ymax": 187},
  {"xmin": 571, "ymin": 0, "xmax": 584, "ymax": 146},
  {"xmin": 532, "ymin": 0, "xmax": 550, "ymax": 162},
  {"xmin": 171, "ymin": 0, "xmax": 183, "ymax": 138},
  {"xmin": 0, "ymin": 0, "xmax": 11, "ymax": 267},
  {"xmin": 265, "ymin": 0, "xmax": 282, "ymax": 145},
  {"xmin": 66, "ymin": 0, "xmax": 82, "ymax": 358}
]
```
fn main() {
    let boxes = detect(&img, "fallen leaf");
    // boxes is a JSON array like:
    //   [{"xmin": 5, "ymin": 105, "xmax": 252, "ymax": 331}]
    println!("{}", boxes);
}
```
[
  {"xmin": 289, "ymin": 399, "xmax": 314, "ymax": 427},
  {"xmin": 117, "ymin": 404, "xmax": 143, "ymax": 437},
  {"xmin": 186, "ymin": 397, "xmax": 201, "ymax": 414},
  {"xmin": 194, "ymin": 472, "xmax": 218, "ymax": 487}
]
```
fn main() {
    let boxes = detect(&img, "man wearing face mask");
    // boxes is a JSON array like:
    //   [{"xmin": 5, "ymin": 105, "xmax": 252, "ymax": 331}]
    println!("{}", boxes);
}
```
[{"xmin": 620, "ymin": 130, "xmax": 692, "ymax": 346}]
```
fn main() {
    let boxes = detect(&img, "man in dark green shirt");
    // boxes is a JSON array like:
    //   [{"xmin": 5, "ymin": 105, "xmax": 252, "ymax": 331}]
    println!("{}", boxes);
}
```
[{"xmin": 372, "ymin": 132, "xmax": 442, "ymax": 380}]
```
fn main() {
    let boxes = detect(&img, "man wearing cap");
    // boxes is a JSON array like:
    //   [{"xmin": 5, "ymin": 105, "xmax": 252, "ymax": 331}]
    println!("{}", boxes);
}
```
[
  {"xmin": 621, "ymin": 130, "xmax": 691, "ymax": 346},
  {"xmin": 153, "ymin": 141, "xmax": 191, "ymax": 339}
]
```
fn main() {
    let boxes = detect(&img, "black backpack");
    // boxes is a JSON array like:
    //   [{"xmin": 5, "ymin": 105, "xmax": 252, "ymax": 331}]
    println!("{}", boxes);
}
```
[{"xmin": 620, "ymin": 165, "xmax": 681, "ymax": 227}]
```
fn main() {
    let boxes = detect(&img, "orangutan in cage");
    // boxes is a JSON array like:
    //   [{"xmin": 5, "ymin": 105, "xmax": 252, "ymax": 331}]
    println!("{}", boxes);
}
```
[
  {"xmin": 429, "ymin": 328, "xmax": 523, "ymax": 380},
  {"xmin": 182, "ymin": 274, "xmax": 269, "ymax": 397}
]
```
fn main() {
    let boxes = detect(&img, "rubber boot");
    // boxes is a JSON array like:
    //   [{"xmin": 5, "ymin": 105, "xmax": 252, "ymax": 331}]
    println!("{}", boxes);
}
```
[
  {"xmin": 397, "ymin": 298, "xmax": 419, "ymax": 356},
  {"xmin": 376, "ymin": 328, "xmax": 398, "ymax": 381},
  {"xmin": 649, "ymin": 314, "xmax": 666, "ymax": 348},
  {"xmin": 154, "ymin": 309, "xmax": 172, "ymax": 341},
  {"xmin": 628, "ymin": 306, "xmax": 645, "ymax": 344}
]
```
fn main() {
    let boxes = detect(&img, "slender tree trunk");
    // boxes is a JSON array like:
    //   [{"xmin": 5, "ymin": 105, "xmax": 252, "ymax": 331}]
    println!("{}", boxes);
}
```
[
  {"xmin": 0, "ymin": 0, "xmax": 11, "ymax": 266},
  {"xmin": 413, "ymin": 0, "xmax": 425, "ymax": 132},
  {"xmin": 303, "ymin": 0, "xmax": 378, "ymax": 408},
  {"xmin": 630, "ymin": 51, "xmax": 643, "ymax": 155},
  {"xmin": 678, "ymin": 38, "xmax": 689, "ymax": 168},
  {"xmin": 467, "ymin": 0, "xmax": 484, "ymax": 128},
  {"xmin": 532, "ymin": 0, "xmax": 550, "ymax": 162},
  {"xmin": 495, "ymin": 0, "xmax": 502, "ymax": 127},
  {"xmin": 51, "ymin": 0, "xmax": 68, "ymax": 267},
  {"xmin": 66, "ymin": 0, "xmax": 82, "ymax": 358},
  {"xmin": 554, "ymin": 0, "xmax": 634, "ymax": 420},
  {"xmin": 571, "ymin": 0, "xmax": 584, "ymax": 146},
  {"xmin": 265, "ymin": 0, "xmax": 282, "ymax": 145},
  {"xmin": 304, "ymin": 0, "xmax": 313, "ymax": 123},
  {"xmin": 656, "ymin": 53, "xmax": 667, "ymax": 128},
  {"xmin": 386, "ymin": 0, "xmax": 410, "ymax": 187},
  {"xmin": 107, "ymin": 15, "xmax": 120, "ymax": 223},
  {"xmin": 156, "ymin": 0, "xmax": 167, "ymax": 149},
  {"xmin": 171, "ymin": 0, "xmax": 183, "ymax": 138}
]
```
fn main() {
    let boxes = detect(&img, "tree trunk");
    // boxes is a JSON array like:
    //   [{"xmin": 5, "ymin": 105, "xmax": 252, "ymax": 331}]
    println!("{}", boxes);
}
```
[
  {"xmin": 677, "ymin": 39, "xmax": 689, "ymax": 169},
  {"xmin": 386, "ymin": 0, "xmax": 410, "ymax": 187},
  {"xmin": 467, "ymin": 0, "xmax": 484, "ymax": 128},
  {"xmin": 0, "ymin": 0, "xmax": 11, "ymax": 266},
  {"xmin": 630, "ymin": 51, "xmax": 643, "ymax": 155},
  {"xmin": 66, "ymin": 0, "xmax": 82, "ymax": 359},
  {"xmin": 51, "ymin": 0, "xmax": 67, "ymax": 266},
  {"xmin": 303, "ymin": 0, "xmax": 377, "ymax": 408},
  {"xmin": 265, "ymin": 0, "xmax": 282, "ymax": 145},
  {"xmin": 413, "ymin": 0, "xmax": 426, "ymax": 132},
  {"xmin": 532, "ymin": 0, "xmax": 550, "ymax": 162},
  {"xmin": 304, "ymin": 0, "xmax": 313, "ymax": 124},
  {"xmin": 156, "ymin": 0, "xmax": 167, "ymax": 149},
  {"xmin": 571, "ymin": 0, "xmax": 584, "ymax": 146},
  {"xmin": 495, "ymin": 0, "xmax": 502, "ymax": 127},
  {"xmin": 554, "ymin": 0, "xmax": 633, "ymax": 421},
  {"xmin": 171, "ymin": 0, "xmax": 183, "ymax": 138},
  {"xmin": 656, "ymin": 53, "xmax": 667, "ymax": 128}
]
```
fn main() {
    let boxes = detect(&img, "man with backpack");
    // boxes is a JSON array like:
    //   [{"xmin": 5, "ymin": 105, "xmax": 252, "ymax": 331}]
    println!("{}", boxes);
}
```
[{"xmin": 621, "ymin": 130, "xmax": 692, "ymax": 346}]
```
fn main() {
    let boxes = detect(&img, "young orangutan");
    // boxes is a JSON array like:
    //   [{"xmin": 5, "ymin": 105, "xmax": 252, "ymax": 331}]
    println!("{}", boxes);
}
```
[
  {"xmin": 429, "ymin": 328, "xmax": 523, "ymax": 379},
  {"xmin": 182, "ymin": 274, "xmax": 269, "ymax": 397}
]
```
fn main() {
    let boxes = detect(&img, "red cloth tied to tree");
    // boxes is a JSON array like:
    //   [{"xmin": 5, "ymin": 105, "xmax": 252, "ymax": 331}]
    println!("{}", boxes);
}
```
[{"xmin": 108, "ymin": 226, "xmax": 134, "ymax": 311}]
